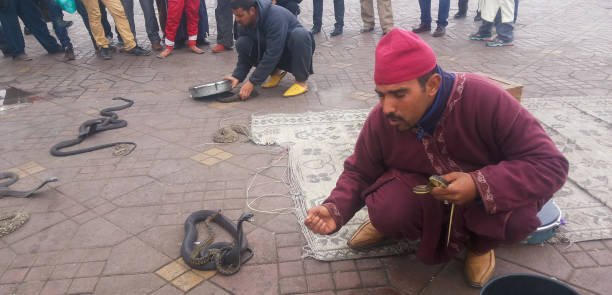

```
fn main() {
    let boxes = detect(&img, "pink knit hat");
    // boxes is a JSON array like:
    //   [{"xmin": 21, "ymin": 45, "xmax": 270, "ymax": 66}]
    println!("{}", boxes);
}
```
[{"xmin": 374, "ymin": 28, "xmax": 437, "ymax": 85}]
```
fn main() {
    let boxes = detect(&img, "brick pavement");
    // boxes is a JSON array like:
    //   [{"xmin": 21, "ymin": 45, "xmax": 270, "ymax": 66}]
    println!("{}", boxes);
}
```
[{"xmin": 1, "ymin": 0, "xmax": 611, "ymax": 294}]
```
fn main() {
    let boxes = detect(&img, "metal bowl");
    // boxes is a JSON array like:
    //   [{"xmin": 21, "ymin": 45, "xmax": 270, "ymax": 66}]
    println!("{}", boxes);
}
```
[{"xmin": 189, "ymin": 80, "xmax": 232, "ymax": 98}]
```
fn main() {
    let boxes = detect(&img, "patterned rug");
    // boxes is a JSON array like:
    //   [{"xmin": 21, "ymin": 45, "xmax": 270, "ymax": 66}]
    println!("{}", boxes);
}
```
[{"xmin": 250, "ymin": 96, "xmax": 612, "ymax": 261}]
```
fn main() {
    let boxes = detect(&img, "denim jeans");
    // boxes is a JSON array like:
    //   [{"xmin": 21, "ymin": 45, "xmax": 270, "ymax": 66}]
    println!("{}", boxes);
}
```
[
  {"xmin": 215, "ymin": 0, "xmax": 234, "ymax": 48},
  {"xmin": 418, "ymin": 0, "xmax": 451, "ymax": 27},
  {"xmin": 477, "ymin": 9, "xmax": 513, "ymax": 42},
  {"xmin": 313, "ymin": 0, "xmax": 344, "ymax": 28},
  {"xmin": 0, "ymin": 0, "xmax": 61, "ymax": 57},
  {"xmin": 0, "ymin": 23, "xmax": 11, "ymax": 56},
  {"xmin": 44, "ymin": 0, "xmax": 73, "ymax": 49}
]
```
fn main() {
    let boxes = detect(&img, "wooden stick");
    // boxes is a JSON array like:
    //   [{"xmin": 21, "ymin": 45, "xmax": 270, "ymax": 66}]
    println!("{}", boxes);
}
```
[{"xmin": 446, "ymin": 203, "xmax": 455, "ymax": 247}]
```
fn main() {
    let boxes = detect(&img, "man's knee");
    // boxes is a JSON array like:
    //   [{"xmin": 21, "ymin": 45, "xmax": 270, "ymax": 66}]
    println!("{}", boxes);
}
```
[
  {"xmin": 289, "ymin": 28, "xmax": 312, "ymax": 46},
  {"xmin": 235, "ymin": 36, "xmax": 254, "ymax": 56},
  {"xmin": 504, "ymin": 205, "xmax": 540, "ymax": 243}
]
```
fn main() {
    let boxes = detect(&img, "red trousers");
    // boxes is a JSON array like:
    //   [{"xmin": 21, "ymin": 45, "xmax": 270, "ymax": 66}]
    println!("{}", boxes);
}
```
[
  {"xmin": 364, "ymin": 170, "xmax": 540, "ymax": 265},
  {"xmin": 165, "ymin": 0, "xmax": 200, "ymax": 46}
]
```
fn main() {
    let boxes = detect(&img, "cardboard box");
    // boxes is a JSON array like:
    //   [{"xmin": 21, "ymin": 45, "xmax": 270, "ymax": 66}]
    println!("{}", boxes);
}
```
[{"xmin": 477, "ymin": 72, "xmax": 523, "ymax": 102}]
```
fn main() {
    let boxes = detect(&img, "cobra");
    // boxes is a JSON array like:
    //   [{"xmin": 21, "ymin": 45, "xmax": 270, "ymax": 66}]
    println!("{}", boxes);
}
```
[{"xmin": 0, "ymin": 172, "xmax": 57, "ymax": 199}]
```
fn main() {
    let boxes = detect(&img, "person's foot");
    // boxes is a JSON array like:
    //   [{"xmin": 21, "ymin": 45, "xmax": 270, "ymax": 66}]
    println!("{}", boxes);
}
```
[
  {"xmin": 432, "ymin": 26, "xmax": 446, "ymax": 37},
  {"xmin": 360, "ymin": 26, "xmax": 375, "ymax": 33},
  {"xmin": 283, "ymin": 83, "xmax": 308, "ymax": 97},
  {"xmin": 261, "ymin": 71, "xmax": 287, "ymax": 88},
  {"xmin": 311, "ymin": 24, "xmax": 322, "ymax": 34},
  {"xmin": 24, "ymin": 27, "xmax": 31, "ymax": 35},
  {"xmin": 126, "ymin": 45, "xmax": 151, "ymax": 56},
  {"xmin": 197, "ymin": 38, "xmax": 210, "ymax": 46},
  {"xmin": 474, "ymin": 11, "xmax": 482, "ymax": 22},
  {"xmin": 151, "ymin": 41, "xmax": 163, "ymax": 51},
  {"xmin": 412, "ymin": 22, "xmax": 431, "ymax": 33},
  {"xmin": 190, "ymin": 46, "xmax": 205, "ymax": 54},
  {"xmin": 465, "ymin": 250, "xmax": 495, "ymax": 288},
  {"xmin": 157, "ymin": 47, "xmax": 172, "ymax": 59},
  {"xmin": 469, "ymin": 32, "xmax": 494, "ymax": 41},
  {"xmin": 382, "ymin": 28, "xmax": 392, "ymax": 35},
  {"xmin": 486, "ymin": 37, "xmax": 514, "ymax": 47},
  {"xmin": 57, "ymin": 19, "xmax": 73, "ymax": 28},
  {"xmin": 212, "ymin": 44, "xmax": 230, "ymax": 53},
  {"xmin": 454, "ymin": 11, "xmax": 467, "ymax": 19},
  {"xmin": 347, "ymin": 220, "xmax": 388, "ymax": 250},
  {"xmin": 100, "ymin": 47, "xmax": 112, "ymax": 60},
  {"xmin": 13, "ymin": 53, "xmax": 32, "ymax": 61},
  {"xmin": 64, "ymin": 47, "xmax": 75, "ymax": 61},
  {"xmin": 330, "ymin": 26, "xmax": 343, "ymax": 36}
]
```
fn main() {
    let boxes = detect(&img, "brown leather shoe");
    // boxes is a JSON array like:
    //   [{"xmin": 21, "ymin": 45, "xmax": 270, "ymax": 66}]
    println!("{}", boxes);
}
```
[
  {"xmin": 465, "ymin": 249, "xmax": 495, "ymax": 288},
  {"xmin": 347, "ymin": 220, "xmax": 386, "ymax": 250}
]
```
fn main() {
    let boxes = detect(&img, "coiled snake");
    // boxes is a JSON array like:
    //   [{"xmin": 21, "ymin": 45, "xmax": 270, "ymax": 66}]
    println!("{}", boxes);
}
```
[
  {"xmin": 181, "ymin": 210, "xmax": 254, "ymax": 275},
  {"xmin": 50, "ymin": 97, "xmax": 136, "ymax": 157}
]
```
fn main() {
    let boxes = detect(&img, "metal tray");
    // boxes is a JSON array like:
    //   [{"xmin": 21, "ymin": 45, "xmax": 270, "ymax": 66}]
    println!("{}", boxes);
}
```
[{"xmin": 189, "ymin": 80, "xmax": 232, "ymax": 98}]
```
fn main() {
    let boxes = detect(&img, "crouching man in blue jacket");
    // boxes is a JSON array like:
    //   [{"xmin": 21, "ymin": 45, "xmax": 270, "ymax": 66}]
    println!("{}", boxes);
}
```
[{"xmin": 223, "ymin": 0, "xmax": 314, "ymax": 100}]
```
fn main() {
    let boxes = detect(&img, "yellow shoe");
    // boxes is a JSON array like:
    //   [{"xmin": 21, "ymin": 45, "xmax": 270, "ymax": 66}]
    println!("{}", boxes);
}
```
[
  {"xmin": 347, "ymin": 220, "xmax": 386, "ymax": 250},
  {"xmin": 283, "ymin": 83, "xmax": 308, "ymax": 97},
  {"xmin": 261, "ymin": 71, "xmax": 286, "ymax": 88},
  {"xmin": 465, "ymin": 249, "xmax": 495, "ymax": 288}
]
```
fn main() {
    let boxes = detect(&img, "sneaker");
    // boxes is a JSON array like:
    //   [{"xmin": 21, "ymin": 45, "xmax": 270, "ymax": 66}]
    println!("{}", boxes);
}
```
[
  {"xmin": 486, "ymin": 37, "xmax": 514, "ymax": 47},
  {"xmin": 432, "ymin": 26, "xmax": 446, "ymax": 37},
  {"xmin": 454, "ymin": 11, "xmax": 467, "ymax": 19},
  {"xmin": 13, "ymin": 53, "xmax": 32, "ymax": 61},
  {"xmin": 469, "ymin": 33, "xmax": 494, "ymax": 41},
  {"xmin": 360, "ymin": 26, "xmax": 374, "ymax": 33},
  {"xmin": 126, "ymin": 45, "xmax": 151, "ymax": 56},
  {"xmin": 311, "ymin": 24, "xmax": 321, "ymax": 34},
  {"xmin": 100, "ymin": 47, "xmax": 112, "ymax": 60},
  {"xmin": 474, "ymin": 12, "xmax": 482, "ymax": 22},
  {"xmin": 412, "ymin": 22, "xmax": 431, "ymax": 33},
  {"xmin": 212, "ymin": 44, "xmax": 230, "ymax": 53},
  {"xmin": 24, "ymin": 27, "xmax": 32, "ymax": 35},
  {"xmin": 64, "ymin": 48, "xmax": 75, "ymax": 61},
  {"xmin": 330, "ymin": 26, "xmax": 343, "ymax": 37},
  {"xmin": 151, "ymin": 41, "xmax": 163, "ymax": 51}
]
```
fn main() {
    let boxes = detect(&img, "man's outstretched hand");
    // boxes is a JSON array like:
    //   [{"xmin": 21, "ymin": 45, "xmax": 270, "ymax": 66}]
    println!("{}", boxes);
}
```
[
  {"xmin": 223, "ymin": 75, "xmax": 239, "ymax": 88},
  {"xmin": 305, "ymin": 205, "xmax": 337, "ymax": 235},
  {"xmin": 430, "ymin": 172, "xmax": 479, "ymax": 205}
]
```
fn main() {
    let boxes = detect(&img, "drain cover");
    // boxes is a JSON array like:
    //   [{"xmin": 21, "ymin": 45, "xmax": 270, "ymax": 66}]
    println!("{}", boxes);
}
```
[{"xmin": 0, "ymin": 87, "xmax": 33, "ymax": 105}]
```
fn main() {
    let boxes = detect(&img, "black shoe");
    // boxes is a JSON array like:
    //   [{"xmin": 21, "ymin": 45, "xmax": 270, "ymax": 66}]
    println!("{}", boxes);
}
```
[
  {"xmin": 474, "ymin": 12, "xmax": 482, "ymax": 21},
  {"xmin": 197, "ymin": 38, "xmax": 210, "ymax": 46},
  {"xmin": 311, "ymin": 24, "xmax": 321, "ymax": 34},
  {"xmin": 432, "ymin": 26, "xmax": 446, "ymax": 37},
  {"xmin": 412, "ymin": 23, "xmax": 431, "ymax": 33},
  {"xmin": 64, "ymin": 47, "xmax": 75, "ymax": 61},
  {"xmin": 360, "ymin": 26, "xmax": 374, "ymax": 33},
  {"xmin": 57, "ymin": 20, "xmax": 73, "ymax": 28},
  {"xmin": 126, "ymin": 45, "xmax": 151, "ymax": 56},
  {"xmin": 454, "ymin": 11, "xmax": 467, "ymax": 19},
  {"xmin": 330, "ymin": 26, "xmax": 343, "ymax": 37},
  {"xmin": 100, "ymin": 47, "xmax": 112, "ymax": 60},
  {"xmin": 24, "ymin": 27, "xmax": 31, "ymax": 35}
]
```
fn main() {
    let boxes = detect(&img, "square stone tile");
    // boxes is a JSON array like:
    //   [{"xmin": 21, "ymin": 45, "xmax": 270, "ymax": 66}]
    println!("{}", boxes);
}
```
[
  {"xmin": 214, "ymin": 151, "xmax": 233, "ymax": 160},
  {"xmin": 306, "ymin": 273, "xmax": 334, "ymax": 292},
  {"xmin": 68, "ymin": 277, "xmax": 98, "ymax": 294},
  {"xmin": 171, "ymin": 271, "xmax": 204, "ymax": 292},
  {"xmin": 279, "ymin": 261, "xmax": 304, "ymax": 277},
  {"xmin": 360, "ymin": 269, "xmax": 388, "ymax": 287},
  {"xmin": 208, "ymin": 101, "xmax": 240, "ymax": 110},
  {"xmin": 190, "ymin": 153, "xmax": 209, "ymax": 162},
  {"xmin": 84, "ymin": 109, "xmax": 98, "ymax": 115},
  {"xmin": 40, "ymin": 279, "xmax": 71, "ymax": 295},
  {"xmin": 331, "ymin": 260, "xmax": 356, "ymax": 272},
  {"xmin": 18, "ymin": 161, "xmax": 45, "ymax": 175},
  {"xmin": 7, "ymin": 168, "xmax": 27, "ymax": 178},
  {"xmin": 191, "ymin": 269, "xmax": 216, "ymax": 280},
  {"xmin": 564, "ymin": 252, "xmax": 597, "ymax": 268},
  {"xmin": 204, "ymin": 148, "xmax": 224, "ymax": 156},
  {"xmin": 155, "ymin": 261, "xmax": 189, "ymax": 282},
  {"xmin": 25, "ymin": 266, "xmax": 54, "ymax": 281},
  {"xmin": 588, "ymin": 249, "xmax": 612, "ymax": 266},
  {"xmin": 279, "ymin": 276, "xmax": 307, "ymax": 294},
  {"xmin": 50, "ymin": 263, "xmax": 79, "ymax": 279},
  {"xmin": 76, "ymin": 261, "xmax": 105, "ymax": 277},
  {"xmin": 200, "ymin": 157, "xmax": 221, "ymax": 166},
  {"xmin": 16, "ymin": 280, "xmax": 45, "ymax": 294},
  {"xmin": 304, "ymin": 259, "xmax": 331, "ymax": 274},
  {"xmin": 334, "ymin": 271, "xmax": 361, "ymax": 289},
  {"xmin": 0, "ymin": 268, "xmax": 28, "ymax": 284}
]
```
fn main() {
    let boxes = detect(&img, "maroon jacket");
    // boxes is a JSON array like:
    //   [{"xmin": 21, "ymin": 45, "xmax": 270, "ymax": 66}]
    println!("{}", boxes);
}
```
[{"xmin": 323, "ymin": 73, "xmax": 569, "ymax": 263}]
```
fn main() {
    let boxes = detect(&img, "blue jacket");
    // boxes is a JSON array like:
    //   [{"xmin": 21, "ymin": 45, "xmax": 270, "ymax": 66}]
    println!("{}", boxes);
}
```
[{"xmin": 232, "ymin": 0, "xmax": 303, "ymax": 85}]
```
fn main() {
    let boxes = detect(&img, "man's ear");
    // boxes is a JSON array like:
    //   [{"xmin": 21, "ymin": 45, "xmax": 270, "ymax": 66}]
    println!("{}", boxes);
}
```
[
  {"xmin": 249, "ymin": 6, "xmax": 256, "ymax": 14},
  {"xmin": 426, "ymin": 74, "xmax": 442, "ymax": 97}
]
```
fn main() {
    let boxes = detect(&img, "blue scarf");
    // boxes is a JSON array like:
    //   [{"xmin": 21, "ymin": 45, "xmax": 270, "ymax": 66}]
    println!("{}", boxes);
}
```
[{"xmin": 416, "ymin": 66, "xmax": 455, "ymax": 141}]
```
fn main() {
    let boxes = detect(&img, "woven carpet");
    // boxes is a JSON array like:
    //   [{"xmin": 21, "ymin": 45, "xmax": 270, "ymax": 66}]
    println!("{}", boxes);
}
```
[{"xmin": 250, "ymin": 96, "xmax": 612, "ymax": 261}]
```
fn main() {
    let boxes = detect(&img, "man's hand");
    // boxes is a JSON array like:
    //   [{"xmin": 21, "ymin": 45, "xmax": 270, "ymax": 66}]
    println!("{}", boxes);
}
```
[
  {"xmin": 223, "ymin": 75, "xmax": 240, "ymax": 88},
  {"xmin": 430, "ymin": 172, "xmax": 479, "ymax": 205},
  {"xmin": 239, "ymin": 81, "xmax": 254, "ymax": 100},
  {"xmin": 305, "ymin": 205, "xmax": 337, "ymax": 235}
]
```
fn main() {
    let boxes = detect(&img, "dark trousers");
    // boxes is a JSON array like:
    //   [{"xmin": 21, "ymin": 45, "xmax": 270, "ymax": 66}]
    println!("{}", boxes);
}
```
[
  {"xmin": 278, "ymin": 1, "xmax": 300, "ymax": 16},
  {"xmin": 44, "ymin": 0, "xmax": 72, "ymax": 49},
  {"xmin": 76, "ymin": 0, "xmax": 113, "ymax": 49},
  {"xmin": 235, "ymin": 27, "xmax": 314, "ymax": 83},
  {"xmin": 458, "ymin": 0, "xmax": 467, "ymax": 14},
  {"xmin": 313, "ymin": 0, "xmax": 344, "ymax": 28},
  {"xmin": 0, "ymin": 0, "xmax": 61, "ymax": 58},
  {"xmin": 215, "ymin": 0, "xmax": 233, "ymax": 48},
  {"xmin": 477, "ymin": 9, "xmax": 513, "ymax": 42},
  {"xmin": 418, "ymin": 0, "xmax": 451, "ymax": 27},
  {"xmin": 0, "ymin": 23, "xmax": 11, "ymax": 56}
]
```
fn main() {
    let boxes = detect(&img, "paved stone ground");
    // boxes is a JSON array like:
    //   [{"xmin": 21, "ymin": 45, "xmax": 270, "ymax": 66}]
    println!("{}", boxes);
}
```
[{"xmin": 1, "ymin": 0, "xmax": 611, "ymax": 294}]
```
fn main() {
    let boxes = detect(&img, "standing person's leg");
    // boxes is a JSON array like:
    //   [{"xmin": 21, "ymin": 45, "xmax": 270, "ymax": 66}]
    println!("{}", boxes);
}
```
[
  {"xmin": 330, "ymin": 0, "xmax": 344, "ymax": 36},
  {"xmin": 432, "ymin": 0, "xmax": 450, "ymax": 37},
  {"xmin": 75, "ymin": 0, "xmax": 99, "ymax": 48},
  {"xmin": 413, "ymin": 0, "xmax": 431, "ymax": 33},
  {"xmin": 139, "ymin": 0, "xmax": 162, "ymax": 49},
  {"xmin": 18, "ymin": 0, "xmax": 62, "ymax": 54},
  {"xmin": 185, "ymin": 0, "xmax": 202, "ymax": 53},
  {"xmin": 102, "ymin": 0, "xmax": 149, "ymax": 54},
  {"xmin": 44, "ymin": 0, "xmax": 75, "ymax": 59},
  {"xmin": 196, "ymin": 0, "xmax": 209, "ymax": 45},
  {"xmin": 311, "ymin": 0, "xmax": 322, "ymax": 34},
  {"xmin": 283, "ymin": 27, "xmax": 312, "ymax": 97},
  {"xmin": 155, "ymin": 0, "xmax": 167, "ymax": 36},
  {"xmin": 359, "ymin": 0, "xmax": 375, "ymax": 32},
  {"xmin": 82, "ymin": 0, "xmax": 115, "ymax": 58},
  {"xmin": 455, "ymin": 0, "xmax": 468, "ymax": 18},
  {"xmin": 513, "ymin": 0, "xmax": 518, "ymax": 23},
  {"xmin": 99, "ymin": 1, "xmax": 113, "ymax": 39},
  {"xmin": 0, "ymin": 0, "xmax": 28, "ymax": 59},
  {"xmin": 376, "ymin": 0, "xmax": 393, "ymax": 34},
  {"xmin": 0, "ymin": 23, "xmax": 12, "ymax": 57},
  {"xmin": 158, "ymin": 0, "xmax": 184, "ymax": 57},
  {"xmin": 214, "ymin": 0, "xmax": 233, "ymax": 51}
]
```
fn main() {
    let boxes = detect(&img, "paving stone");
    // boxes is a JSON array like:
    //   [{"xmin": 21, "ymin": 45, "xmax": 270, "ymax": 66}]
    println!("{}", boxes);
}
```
[
  {"xmin": 418, "ymin": 260, "xmax": 479, "ymax": 295},
  {"xmin": 306, "ymin": 273, "xmax": 335, "ymax": 292},
  {"xmin": 336, "ymin": 287, "xmax": 403, "ymax": 295},
  {"xmin": 76, "ymin": 261, "xmax": 105, "ymax": 277},
  {"xmin": 563, "ymin": 251, "xmax": 598, "ymax": 268},
  {"xmin": 104, "ymin": 205, "xmax": 161, "ymax": 234},
  {"xmin": 2, "ymin": 212, "xmax": 67, "ymax": 244},
  {"xmin": 355, "ymin": 258, "xmax": 383, "ymax": 270},
  {"xmin": 578, "ymin": 240, "xmax": 607, "ymax": 250},
  {"xmin": 210, "ymin": 263, "xmax": 278, "ymax": 294},
  {"xmin": 331, "ymin": 260, "xmax": 356, "ymax": 272},
  {"xmin": 587, "ymin": 249, "xmax": 612, "ymax": 266},
  {"xmin": 68, "ymin": 218, "xmax": 130, "ymax": 249},
  {"xmin": 279, "ymin": 261, "xmax": 304, "ymax": 278},
  {"xmin": 171, "ymin": 271, "xmax": 204, "ymax": 292},
  {"xmin": 383, "ymin": 254, "xmax": 445, "ymax": 294},
  {"xmin": 569, "ymin": 265, "xmax": 612, "ymax": 295},
  {"xmin": 25, "ymin": 265, "xmax": 54, "ymax": 281},
  {"xmin": 495, "ymin": 244, "xmax": 574, "ymax": 280},
  {"xmin": 246, "ymin": 227, "xmax": 277, "ymax": 264},
  {"xmin": 334, "ymin": 271, "xmax": 362, "ymax": 289},
  {"xmin": 360, "ymin": 269, "xmax": 388, "ymax": 287},
  {"xmin": 279, "ymin": 276, "xmax": 308, "ymax": 294},
  {"xmin": 186, "ymin": 280, "xmax": 232, "ymax": 294},
  {"xmin": 50, "ymin": 263, "xmax": 79, "ymax": 279},
  {"xmin": 95, "ymin": 273, "xmax": 166, "ymax": 295},
  {"xmin": 278, "ymin": 246, "xmax": 303, "ymax": 262},
  {"xmin": 104, "ymin": 237, "xmax": 171, "ymax": 275},
  {"xmin": 67, "ymin": 277, "xmax": 98, "ymax": 294},
  {"xmin": 16, "ymin": 280, "xmax": 45, "ymax": 295},
  {"xmin": 0, "ymin": 268, "xmax": 28, "ymax": 284},
  {"xmin": 0, "ymin": 284, "xmax": 17, "ymax": 294},
  {"xmin": 276, "ymin": 232, "xmax": 305, "ymax": 248},
  {"xmin": 0, "ymin": 248, "xmax": 16, "ymax": 270},
  {"xmin": 137, "ymin": 225, "xmax": 184, "ymax": 258},
  {"xmin": 304, "ymin": 259, "xmax": 331, "ymax": 274},
  {"xmin": 40, "ymin": 279, "xmax": 71, "ymax": 295},
  {"xmin": 261, "ymin": 213, "xmax": 301, "ymax": 234},
  {"xmin": 9, "ymin": 255, "xmax": 37, "ymax": 268},
  {"xmin": 156, "ymin": 260, "xmax": 189, "ymax": 282}
]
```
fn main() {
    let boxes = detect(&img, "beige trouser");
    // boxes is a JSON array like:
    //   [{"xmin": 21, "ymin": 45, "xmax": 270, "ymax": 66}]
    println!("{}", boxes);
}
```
[
  {"xmin": 481, "ymin": 0, "xmax": 515, "ymax": 23},
  {"xmin": 360, "ymin": 0, "xmax": 394, "ymax": 32},
  {"xmin": 81, "ymin": 0, "xmax": 136, "ymax": 50}
]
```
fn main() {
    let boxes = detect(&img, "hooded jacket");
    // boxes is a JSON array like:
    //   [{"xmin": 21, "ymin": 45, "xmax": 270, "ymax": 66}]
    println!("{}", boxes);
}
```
[{"xmin": 232, "ymin": 0, "xmax": 303, "ymax": 85}]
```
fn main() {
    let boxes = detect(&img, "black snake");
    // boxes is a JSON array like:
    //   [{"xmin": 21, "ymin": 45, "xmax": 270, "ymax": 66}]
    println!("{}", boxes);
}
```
[
  {"xmin": 0, "ymin": 171, "xmax": 57, "ymax": 198},
  {"xmin": 50, "ymin": 97, "xmax": 136, "ymax": 157},
  {"xmin": 181, "ymin": 210, "xmax": 254, "ymax": 275}
]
